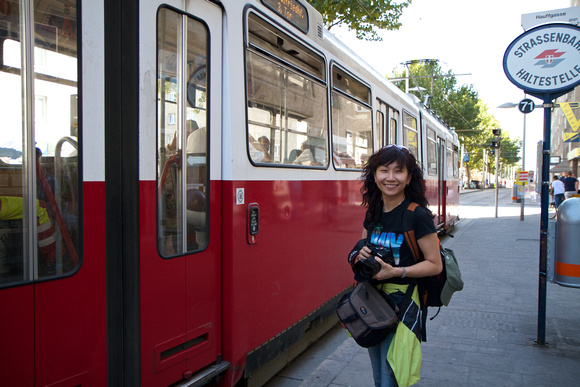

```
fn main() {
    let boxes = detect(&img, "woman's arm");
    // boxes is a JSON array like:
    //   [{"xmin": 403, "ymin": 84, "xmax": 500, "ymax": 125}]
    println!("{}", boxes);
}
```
[{"xmin": 372, "ymin": 232, "xmax": 442, "ymax": 281}]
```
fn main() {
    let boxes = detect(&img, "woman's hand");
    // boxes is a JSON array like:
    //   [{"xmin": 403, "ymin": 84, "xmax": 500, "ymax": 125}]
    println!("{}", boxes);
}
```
[
  {"xmin": 372, "ymin": 258, "xmax": 400, "ymax": 281},
  {"xmin": 354, "ymin": 246, "xmax": 372, "ymax": 263}
]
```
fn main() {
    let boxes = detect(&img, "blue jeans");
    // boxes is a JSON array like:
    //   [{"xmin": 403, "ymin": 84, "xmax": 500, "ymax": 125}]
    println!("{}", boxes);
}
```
[
  {"xmin": 554, "ymin": 194, "xmax": 565, "ymax": 208},
  {"xmin": 368, "ymin": 331, "xmax": 396, "ymax": 387}
]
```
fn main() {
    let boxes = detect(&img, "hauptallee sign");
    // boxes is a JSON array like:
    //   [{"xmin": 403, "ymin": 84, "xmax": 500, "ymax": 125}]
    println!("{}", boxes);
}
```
[{"xmin": 504, "ymin": 23, "xmax": 580, "ymax": 96}]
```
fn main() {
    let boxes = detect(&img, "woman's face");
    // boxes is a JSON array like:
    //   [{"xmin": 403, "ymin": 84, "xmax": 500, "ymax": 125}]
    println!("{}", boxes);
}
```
[{"xmin": 374, "ymin": 161, "xmax": 411, "ymax": 201}]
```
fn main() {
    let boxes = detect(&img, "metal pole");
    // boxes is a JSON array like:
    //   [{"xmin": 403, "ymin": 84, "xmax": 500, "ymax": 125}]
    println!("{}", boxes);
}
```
[
  {"xmin": 460, "ymin": 143, "xmax": 464, "ymax": 190},
  {"xmin": 537, "ymin": 94, "xmax": 552, "ymax": 346},
  {"xmin": 521, "ymin": 94, "xmax": 527, "ymax": 221},
  {"xmin": 495, "ymin": 148, "xmax": 500, "ymax": 218}
]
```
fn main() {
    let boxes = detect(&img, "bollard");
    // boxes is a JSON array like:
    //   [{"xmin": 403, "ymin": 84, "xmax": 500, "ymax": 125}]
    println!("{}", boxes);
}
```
[{"xmin": 554, "ymin": 198, "xmax": 580, "ymax": 288}]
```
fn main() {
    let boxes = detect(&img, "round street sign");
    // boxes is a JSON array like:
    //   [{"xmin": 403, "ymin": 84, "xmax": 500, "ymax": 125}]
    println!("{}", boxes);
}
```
[
  {"xmin": 518, "ymin": 98, "xmax": 535, "ymax": 113},
  {"xmin": 503, "ymin": 23, "xmax": 580, "ymax": 96}
]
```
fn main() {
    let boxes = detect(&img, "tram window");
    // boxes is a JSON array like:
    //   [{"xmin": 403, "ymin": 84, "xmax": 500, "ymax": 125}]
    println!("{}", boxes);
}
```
[
  {"xmin": 447, "ymin": 144, "xmax": 453, "ymax": 178},
  {"xmin": 453, "ymin": 145, "xmax": 459, "ymax": 178},
  {"xmin": 332, "ymin": 66, "xmax": 370, "ymax": 105},
  {"xmin": 246, "ymin": 14, "xmax": 328, "ymax": 167},
  {"xmin": 376, "ymin": 111, "xmax": 385, "ymax": 148},
  {"xmin": 1, "ymin": 3, "xmax": 80, "ymax": 286},
  {"xmin": 427, "ymin": 128, "xmax": 437, "ymax": 175},
  {"xmin": 389, "ymin": 117, "xmax": 397, "ymax": 145},
  {"xmin": 378, "ymin": 100, "xmax": 398, "ymax": 148},
  {"xmin": 402, "ymin": 112, "xmax": 419, "ymax": 158},
  {"xmin": 247, "ymin": 13, "xmax": 324, "ymax": 80},
  {"xmin": 157, "ymin": 8, "xmax": 209, "ymax": 257},
  {"xmin": 331, "ymin": 66, "xmax": 372, "ymax": 169},
  {"xmin": 331, "ymin": 93, "xmax": 371, "ymax": 168}
]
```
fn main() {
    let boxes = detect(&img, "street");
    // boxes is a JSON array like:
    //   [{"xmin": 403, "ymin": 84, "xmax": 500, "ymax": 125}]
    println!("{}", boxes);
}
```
[{"xmin": 265, "ymin": 188, "xmax": 580, "ymax": 387}]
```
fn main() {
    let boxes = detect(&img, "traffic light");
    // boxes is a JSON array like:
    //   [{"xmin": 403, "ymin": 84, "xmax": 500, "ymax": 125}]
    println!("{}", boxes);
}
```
[
  {"xmin": 489, "ymin": 148, "xmax": 495, "ymax": 156},
  {"xmin": 490, "ymin": 129, "xmax": 501, "ymax": 149}
]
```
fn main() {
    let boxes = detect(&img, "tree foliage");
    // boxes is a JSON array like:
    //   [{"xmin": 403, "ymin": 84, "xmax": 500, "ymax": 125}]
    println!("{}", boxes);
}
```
[
  {"xmin": 306, "ymin": 0, "xmax": 411, "ymax": 41},
  {"xmin": 391, "ymin": 60, "xmax": 481, "ymax": 132},
  {"xmin": 390, "ymin": 61, "xmax": 521, "ymax": 181},
  {"xmin": 462, "ymin": 103, "xmax": 521, "ymax": 178}
]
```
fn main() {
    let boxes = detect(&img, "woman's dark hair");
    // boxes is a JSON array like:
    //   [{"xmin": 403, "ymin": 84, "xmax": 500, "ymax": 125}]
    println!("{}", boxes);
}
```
[{"xmin": 361, "ymin": 145, "xmax": 431, "ymax": 225}]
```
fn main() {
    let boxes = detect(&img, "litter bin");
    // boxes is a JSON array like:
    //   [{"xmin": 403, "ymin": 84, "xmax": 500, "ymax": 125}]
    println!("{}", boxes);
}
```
[{"xmin": 554, "ymin": 198, "xmax": 580, "ymax": 288}]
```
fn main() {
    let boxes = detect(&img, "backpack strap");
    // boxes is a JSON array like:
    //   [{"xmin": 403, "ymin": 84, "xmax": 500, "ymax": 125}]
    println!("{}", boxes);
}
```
[
  {"xmin": 402, "ymin": 202, "xmax": 421, "ymax": 263},
  {"xmin": 402, "ymin": 202, "xmax": 429, "ymax": 341}
]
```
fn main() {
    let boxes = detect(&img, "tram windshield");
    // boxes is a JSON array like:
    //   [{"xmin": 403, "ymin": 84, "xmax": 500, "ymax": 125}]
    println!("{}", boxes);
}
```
[{"xmin": 1, "ymin": 0, "xmax": 80, "ymax": 286}]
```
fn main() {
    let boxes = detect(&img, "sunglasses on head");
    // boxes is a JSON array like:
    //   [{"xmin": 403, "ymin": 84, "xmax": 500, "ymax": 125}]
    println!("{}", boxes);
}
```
[{"xmin": 382, "ymin": 144, "xmax": 409, "ymax": 151}]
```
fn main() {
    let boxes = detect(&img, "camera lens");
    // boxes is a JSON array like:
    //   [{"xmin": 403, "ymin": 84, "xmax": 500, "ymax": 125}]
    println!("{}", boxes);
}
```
[{"xmin": 354, "ymin": 258, "xmax": 381, "ymax": 282}]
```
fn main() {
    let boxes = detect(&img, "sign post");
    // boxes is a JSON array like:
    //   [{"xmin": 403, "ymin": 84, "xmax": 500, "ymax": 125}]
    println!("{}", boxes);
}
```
[{"xmin": 504, "ymin": 22, "xmax": 580, "ymax": 346}]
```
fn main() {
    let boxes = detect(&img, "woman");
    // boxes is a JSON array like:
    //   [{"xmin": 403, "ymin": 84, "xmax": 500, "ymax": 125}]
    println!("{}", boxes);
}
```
[{"xmin": 349, "ymin": 145, "xmax": 442, "ymax": 387}]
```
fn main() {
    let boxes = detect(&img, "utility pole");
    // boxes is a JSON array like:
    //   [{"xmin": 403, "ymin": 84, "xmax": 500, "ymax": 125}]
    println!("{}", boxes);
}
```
[{"xmin": 492, "ymin": 129, "xmax": 501, "ymax": 218}]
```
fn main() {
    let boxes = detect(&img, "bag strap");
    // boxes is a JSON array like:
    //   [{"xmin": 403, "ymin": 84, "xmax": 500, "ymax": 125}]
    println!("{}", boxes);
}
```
[
  {"xmin": 400, "ymin": 279, "xmax": 416, "ymax": 319},
  {"xmin": 402, "ymin": 202, "xmax": 431, "ymax": 342},
  {"xmin": 402, "ymin": 202, "xmax": 421, "ymax": 263}
]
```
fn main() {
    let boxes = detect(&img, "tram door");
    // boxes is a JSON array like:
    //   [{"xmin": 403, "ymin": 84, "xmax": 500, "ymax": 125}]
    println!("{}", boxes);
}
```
[
  {"xmin": 141, "ymin": 2, "xmax": 223, "ymax": 385},
  {"xmin": 0, "ymin": 2, "xmax": 104, "ymax": 386},
  {"xmin": 437, "ymin": 137, "xmax": 446, "ymax": 226}
]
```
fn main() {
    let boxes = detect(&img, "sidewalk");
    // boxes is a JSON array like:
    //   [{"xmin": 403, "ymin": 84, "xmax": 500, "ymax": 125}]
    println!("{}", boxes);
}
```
[{"xmin": 269, "ymin": 194, "xmax": 580, "ymax": 386}]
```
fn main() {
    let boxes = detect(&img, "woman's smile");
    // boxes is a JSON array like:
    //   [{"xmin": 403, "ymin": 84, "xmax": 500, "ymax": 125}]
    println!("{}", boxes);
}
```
[{"xmin": 374, "ymin": 161, "xmax": 410, "ymax": 201}]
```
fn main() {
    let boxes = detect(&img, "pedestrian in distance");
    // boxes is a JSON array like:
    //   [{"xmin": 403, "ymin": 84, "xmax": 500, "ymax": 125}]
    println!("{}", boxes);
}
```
[
  {"xmin": 348, "ymin": 145, "xmax": 442, "ymax": 387},
  {"xmin": 562, "ymin": 171, "xmax": 578, "ymax": 200},
  {"xmin": 551, "ymin": 175, "xmax": 566, "ymax": 208}
]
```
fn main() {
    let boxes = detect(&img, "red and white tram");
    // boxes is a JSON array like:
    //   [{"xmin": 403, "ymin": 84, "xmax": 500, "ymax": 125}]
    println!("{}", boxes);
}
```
[{"xmin": 0, "ymin": 1, "xmax": 459, "ymax": 386}]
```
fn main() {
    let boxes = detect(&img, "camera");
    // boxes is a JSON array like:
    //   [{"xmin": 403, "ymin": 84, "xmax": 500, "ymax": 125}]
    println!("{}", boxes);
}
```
[{"xmin": 353, "ymin": 245, "xmax": 394, "ymax": 282}]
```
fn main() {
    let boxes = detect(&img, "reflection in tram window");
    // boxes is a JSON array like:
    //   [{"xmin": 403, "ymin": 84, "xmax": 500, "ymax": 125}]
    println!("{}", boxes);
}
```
[
  {"xmin": 246, "ymin": 13, "xmax": 328, "ymax": 167},
  {"xmin": 427, "ymin": 128, "xmax": 437, "ymax": 175},
  {"xmin": 157, "ymin": 7, "xmax": 209, "ymax": 258},
  {"xmin": 403, "ymin": 112, "xmax": 419, "ymax": 158},
  {"xmin": 389, "ymin": 116, "xmax": 398, "ymax": 146},
  {"xmin": 331, "ymin": 66, "xmax": 372, "ymax": 169},
  {"xmin": 447, "ymin": 144, "xmax": 454, "ymax": 178},
  {"xmin": 0, "ymin": 2, "xmax": 80, "ymax": 286},
  {"xmin": 453, "ymin": 145, "xmax": 460, "ymax": 178}
]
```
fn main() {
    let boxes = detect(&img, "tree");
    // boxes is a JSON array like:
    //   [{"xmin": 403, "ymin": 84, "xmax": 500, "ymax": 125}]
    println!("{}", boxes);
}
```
[
  {"xmin": 391, "ymin": 60, "xmax": 481, "ymax": 132},
  {"xmin": 390, "ymin": 61, "xmax": 521, "ymax": 183},
  {"xmin": 460, "ymin": 103, "xmax": 521, "ymax": 182},
  {"xmin": 306, "ymin": 0, "xmax": 411, "ymax": 41}
]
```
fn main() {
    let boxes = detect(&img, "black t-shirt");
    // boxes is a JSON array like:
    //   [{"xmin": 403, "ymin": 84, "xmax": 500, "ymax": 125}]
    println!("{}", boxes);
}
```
[
  {"xmin": 363, "ymin": 198, "xmax": 436, "ymax": 284},
  {"xmin": 563, "ymin": 176, "xmax": 578, "ymax": 192}
]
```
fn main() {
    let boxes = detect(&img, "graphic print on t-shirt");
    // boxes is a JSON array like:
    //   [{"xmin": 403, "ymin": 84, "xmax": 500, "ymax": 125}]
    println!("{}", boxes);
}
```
[{"xmin": 369, "ymin": 228, "xmax": 404, "ymax": 265}]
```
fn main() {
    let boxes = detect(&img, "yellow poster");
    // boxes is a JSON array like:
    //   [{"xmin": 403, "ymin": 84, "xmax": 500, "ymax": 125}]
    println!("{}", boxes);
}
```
[
  {"xmin": 559, "ymin": 102, "xmax": 580, "ymax": 132},
  {"xmin": 563, "ymin": 132, "xmax": 580, "ymax": 142}
]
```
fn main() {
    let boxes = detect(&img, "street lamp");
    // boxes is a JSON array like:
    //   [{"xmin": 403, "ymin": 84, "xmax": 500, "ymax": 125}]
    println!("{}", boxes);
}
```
[{"xmin": 498, "ymin": 97, "xmax": 527, "ymax": 221}]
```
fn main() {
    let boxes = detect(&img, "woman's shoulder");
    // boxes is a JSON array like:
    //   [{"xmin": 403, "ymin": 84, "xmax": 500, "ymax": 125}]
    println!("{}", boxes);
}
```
[{"xmin": 404, "ymin": 200, "xmax": 432, "ymax": 217}]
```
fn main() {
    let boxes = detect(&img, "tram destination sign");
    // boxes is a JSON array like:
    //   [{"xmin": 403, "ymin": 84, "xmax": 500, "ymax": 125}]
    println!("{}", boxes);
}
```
[
  {"xmin": 503, "ymin": 23, "xmax": 580, "ymax": 96},
  {"xmin": 262, "ymin": 0, "xmax": 309, "ymax": 33}
]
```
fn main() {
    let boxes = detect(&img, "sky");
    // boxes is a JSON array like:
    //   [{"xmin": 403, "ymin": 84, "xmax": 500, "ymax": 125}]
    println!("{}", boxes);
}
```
[{"xmin": 330, "ymin": 0, "xmax": 574, "ymax": 171}]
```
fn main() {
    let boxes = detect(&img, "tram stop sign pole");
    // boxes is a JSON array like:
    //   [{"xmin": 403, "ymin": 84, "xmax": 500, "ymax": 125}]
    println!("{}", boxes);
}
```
[{"xmin": 503, "ymin": 23, "xmax": 580, "ymax": 346}]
